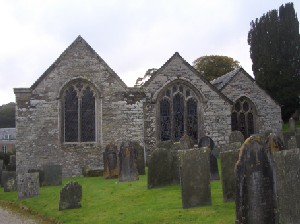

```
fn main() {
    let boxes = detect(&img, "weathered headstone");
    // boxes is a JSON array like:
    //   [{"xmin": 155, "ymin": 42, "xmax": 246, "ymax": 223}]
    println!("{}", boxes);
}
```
[
  {"xmin": 132, "ymin": 141, "xmax": 145, "ymax": 175},
  {"xmin": 82, "ymin": 166, "xmax": 104, "ymax": 177},
  {"xmin": 282, "ymin": 131, "xmax": 294, "ymax": 147},
  {"xmin": 28, "ymin": 169, "xmax": 44, "ymax": 187},
  {"xmin": 41, "ymin": 164, "xmax": 62, "ymax": 186},
  {"xmin": 288, "ymin": 136, "xmax": 298, "ymax": 150},
  {"xmin": 220, "ymin": 149, "xmax": 240, "ymax": 202},
  {"xmin": 289, "ymin": 117, "xmax": 296, "ymax": 133},
  {"xmin": 148, "ymin": 148, "xmax": 173, "ymax": 189},
  {"xmin": 103, "ymin": 142, "xmax": 119, "ymax": 179},
  {"xmin": 218, "ymin": 142, "xmax": 241, "ymax": 153},
  {"xmin": 265, "ymin": 133, "xmax": 285, "ymax": 153},
  {"xmin": 156, "ymin": 140, "xmax": 174, "ymax": 150},
  {"xmin": 119, "ymin": 141, "xmax": 139, "ymax": 182},
  {"xmin": 179, "ymin": 134, "xmax": 194, "ymax": 150},
  {"xmin": 59, "ymin": 182, "xmax": 82, "ymax": 211},
  {"xmin": 179, "ymin": 148, "xmax": 211, "ymax": 208},
  {"xmin": 1, "ymin": 171, "xmax": 17, "ymax": 192},
  {"xmin": 235, "ymin": 135, "xmax": 276, "ymax": 224},
  {"xmin": 18, "ymin": 173, "xmax": 39, "ymax": 200},
  {"xmin": 274, "ymin": 148, "xmax": 300, "ymax": 224},
  {"xmin": 198, "ymin": 136, "xmax": 219, "ymax": 180},
  {"xmin": 229, "ymin": 131, "xmax": 245, "ymax": 144}
]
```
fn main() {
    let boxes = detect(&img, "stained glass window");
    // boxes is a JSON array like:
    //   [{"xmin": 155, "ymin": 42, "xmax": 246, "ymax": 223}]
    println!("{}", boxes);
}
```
[
  {"xmin": 173, "ymin": 93, "xmax": 184, "ymax": 141},
  {"xmin": 160, "ymin": 99, "xmax": 171, "ymax": 140},
  {"xmin": 187, "ymin": 98, "xmax": 198, "ymax": 142},
  {"xmin": 63, "ymin": 82, "xmax": 96, "ymax": 143}
]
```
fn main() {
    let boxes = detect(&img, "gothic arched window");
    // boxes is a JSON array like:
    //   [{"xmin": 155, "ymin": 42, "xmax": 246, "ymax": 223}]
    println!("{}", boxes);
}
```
[
  {"xmin": 62, "ymin": 81, "xmax": 96, "ymax": 143},
  {"xmin": 231, "ymin": 97, "xmax": 256, "ymax": 139},
  {"xmin": 159, "ymin": 83, "xmax": 199, "ymax": 143}
]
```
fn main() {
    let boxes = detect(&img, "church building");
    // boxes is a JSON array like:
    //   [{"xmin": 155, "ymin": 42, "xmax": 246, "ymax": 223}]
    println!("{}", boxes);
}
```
[{"xmin": 14, "ymin": 36, "xmax": 282, "ymax": 177}]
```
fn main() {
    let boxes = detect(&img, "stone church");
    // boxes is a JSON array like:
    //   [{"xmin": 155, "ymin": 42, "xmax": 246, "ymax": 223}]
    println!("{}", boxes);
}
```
[{"xmin": 14, "ymin": 36, "xmax": 282, "ymax": 177}]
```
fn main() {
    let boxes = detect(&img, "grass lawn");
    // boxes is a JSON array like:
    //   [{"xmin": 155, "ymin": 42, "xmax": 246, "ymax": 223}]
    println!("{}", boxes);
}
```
[
  {"xmin": 282, "ymin": 120, "xmax": 300, "ymax": 132},
  {"xmin": 0, "ymin": 172, "xmax": 235, "ymax": 224}
]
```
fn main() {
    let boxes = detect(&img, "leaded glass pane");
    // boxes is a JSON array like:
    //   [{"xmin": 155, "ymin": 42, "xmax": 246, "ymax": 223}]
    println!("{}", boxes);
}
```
[
  {"xmin": 166, "ymin": 89, "xmax": 170, "ymax": 97},
  {"xmin": 81, "ymin": 87, "xmax": 95, "ymax": 142},
  {"xmin": 231, "ymin": 112, "xmax": 238, "ymax": 131},
  {"xmin": 239, "ymin": 113, "xmax": 246, "ymax": 139},
  {"xmin": 247, "ymin": 113, "xmax": 254, "ymax": 136},
  {"xmin": 187, "ymin": 98, "xmax": 198, "ymax": 142},
  {"xmin": 235, "ymin": 102, "xmax": 241, "ymax": 112},
  {"xmin": 243, "ymin": 101, "xmax": 249, "ymax": 112},
  {"xmin": 64, "ymin": 86, "xmax": 78, "ymax": 142},
  {"xmin": 173, "ymin": 94, "xmax": 184, "ymax": 141},
  {"xmin": 160, "ymin": 99, "xmax": 171, "ymax": 140}
]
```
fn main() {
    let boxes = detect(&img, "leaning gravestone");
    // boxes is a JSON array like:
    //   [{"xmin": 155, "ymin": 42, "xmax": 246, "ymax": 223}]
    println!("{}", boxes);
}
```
[
  {"xmin": 180, "ymin": 148, "xmax": 211, "ymax": 208},
  {"xmin": 220, "ymin": 149, "xmax": 240, "ymax": 202},
  {"xmin": 289, "ymin": 117, "xmax": 296, "ymax": 133},
  {"xmin": 119, "ymin": 141, "xmax": 139, "ymax": 182},
  {"xmin": 41, "ymin": 164, "xmax": 62, "ymax": 186},
  {"xmin": 1, "ymin": 171, "xmax": 17, "ymax": 192},
  {"xmin": 288, "ymin": 136, "xmax": 298, "ymax": 150},
  {"xmin": 59, "ymin": 182, "xmax": 82, "ymax": 211},
  {"xmin": 198, "ymin": 136, "xmax": 219, "ymax": 180},
  {"xmin": 132, "ymin": 141, "xmax": 145, "ymax": 175},
  {"xmin": 103, "ymin": 142, "xmax": 119, "ymax": 179},
  {"xmin": 235, "ymin": 135, "xmax": 276, "ymax": 224},
  {"xmin": 148, "ymin": 148, "xmax": 173, "ymax": 189},
  {"xmin": 18, "ymin": 173, "xmax": 39, "ymax": 200},
  {"xmin": 274, "ymin": 148, "xmax": 300, "ymax": 224},
  {"xmin": 229, "ymin": 131, "xmax": 245, "ymax": 144}
]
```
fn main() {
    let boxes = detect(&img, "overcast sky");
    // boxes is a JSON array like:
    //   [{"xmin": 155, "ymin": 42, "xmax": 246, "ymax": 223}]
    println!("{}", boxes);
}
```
[{"xmin": 0, "ymin": 0, "xmax": 299, "ymax": 105}]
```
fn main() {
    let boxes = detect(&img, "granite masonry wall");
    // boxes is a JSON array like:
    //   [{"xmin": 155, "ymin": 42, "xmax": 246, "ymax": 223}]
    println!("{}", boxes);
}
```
[{"xmin": 220, "ymin": 70, "xmax": 282, "ymax": 134}]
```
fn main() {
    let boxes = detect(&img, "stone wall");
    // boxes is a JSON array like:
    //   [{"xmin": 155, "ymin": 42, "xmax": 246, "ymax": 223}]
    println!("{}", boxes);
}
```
[
  {"xmin": 14, "ymin": 37, "xmax": 144, "ymax": 177},
  {"xmin": 221, "ymin": 70, "xmax": 282, "ymax": 134}
]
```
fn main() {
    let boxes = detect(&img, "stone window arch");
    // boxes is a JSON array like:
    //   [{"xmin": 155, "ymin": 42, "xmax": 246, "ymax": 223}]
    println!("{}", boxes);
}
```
[
  {"xmin": 158, "ymin": 82, "xmax": 200, "ymax": 143},
  {"xmin": 231, "ymin": 96, "xmax": 256, "ymax": 139},
  {"xmin": 61, "ymin": 80, "xmax": 97, "ymax": 143}
]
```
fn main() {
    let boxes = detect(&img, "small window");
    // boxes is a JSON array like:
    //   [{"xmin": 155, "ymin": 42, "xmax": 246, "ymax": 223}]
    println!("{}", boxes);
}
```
[{"xmin": 2, "ymin": 145, "xmax": 7, "ymax": 154}]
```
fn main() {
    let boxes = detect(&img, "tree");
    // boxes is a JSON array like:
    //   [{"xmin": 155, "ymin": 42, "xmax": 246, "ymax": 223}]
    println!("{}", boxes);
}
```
[
  {"xmin": 193, "ymin": 55, "xmax": 240, "ymax": 81},
  {"xmin": 248, "ymin": 2, "xmax": 300, "ymax": 121},
  {"xmin": 0, "ymin": 102, "xmax": 16, "ymax": 128}
]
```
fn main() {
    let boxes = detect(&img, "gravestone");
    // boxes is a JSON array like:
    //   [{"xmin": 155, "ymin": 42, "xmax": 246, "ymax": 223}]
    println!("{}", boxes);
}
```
[
  {"xmin": 59, "ymin": 182, "xmax": 82, "ymax": 211},
  {"xmin": 274, "ymin": 149, "xmax": 300, "ymax": 224},
  {"xmin": 42, "ymin": 164, "xmax": 62, "ymax": 186},
  {"xmin": 119, "ymin": 141, "xmax": 139, "ymax": 182},
  {"xmin": 132, "ymin": 141, "xmax": 145, "ymax": 175},
  {"xmin": 289, "ymin": 117, "xmax": 296, "ymax": 133},
  {"xmin": 148, "ymin": 148, "xmax": 173, "ymax": 189},
  {"xmin": 156, "ymin": 140, "xmax": 174, "ymax": 150},
  {"xmin": 179, "ymin": 134, "xmax": 194, "ymax": 150},
  {"xmin": 0, "ymin": 160, "xmax": 3, "ymax": 187},
  {"xmin": 1, "ymin": 171, "xmax": 17, "ymax": 192},
  {"xmin": 288, "ymin": 136, "xmax": 298, "ymax": 150},
  {"xmin": 28, "ymin": 169, "xmax": 44, "ymax": 187},
  {"xmin": 179, "ymin": 148, "xmax": 211, "ymax": 208},
  {"xmin": 18, "ymin": 173, "xmax": 39, "ymax": 200},
  {"xmin": 103, "ymin": 142, "xmax": 119, "ymax": 179},
  {"xmin": 198, "ymin": 136, "xmax": 219, "ymax": 180},
  {"xmin": 265, "ymin": 133, "xmax": 285, "ymax": 153},
  {"xmin": 282, "ymin": 131, "xmax": 294, "ymax": 147},
  {"xmin": 235, "ymin": 135, "xmax": 276, "ymax": 224},
  {"xmin": 82, "ymin": 166, "xmax": 104, "ymax": 177},
  {"xmin": 229, "ymin": 131, "xmax": 245, "ymax": 144},
  {"xmin": 220, "ymin": 149, "xmax": 240, "ymax": 202},
  {"xmin": 218, "ymin": 142, "xmax": 241, "ymax": 153}
]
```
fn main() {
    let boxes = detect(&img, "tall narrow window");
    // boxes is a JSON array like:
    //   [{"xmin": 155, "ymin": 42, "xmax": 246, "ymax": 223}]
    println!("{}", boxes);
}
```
[
  {"xmin": 160, "ymin": 99, "xmax": 171, "ymax": 140},
  {"xmin": 231, "ymin": 97, "xmax": 256, "ymax": 139},
  {"xmin": 187, "ymin": 98, "xmax": 198, "ymax": 142},
  {"xmin": 173, "ymin": 93, "xmax": 184, "ymax": 141},
  {"xmin": 63, "ymin": 82, "xmax": 96, "ymax": 143}
]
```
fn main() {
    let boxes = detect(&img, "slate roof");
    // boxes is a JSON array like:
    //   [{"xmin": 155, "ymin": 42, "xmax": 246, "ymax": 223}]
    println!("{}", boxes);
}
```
[
  {"xmin": 0, "ymin": 128, "xmax": 16, "ymax": 140},
  {"xmin": 210, "ymin": 68, "xmax": 241, "ymax": 91},
  {"xmin": 30, "ymin": 35, "xmax": 127, "ymax": 90}
]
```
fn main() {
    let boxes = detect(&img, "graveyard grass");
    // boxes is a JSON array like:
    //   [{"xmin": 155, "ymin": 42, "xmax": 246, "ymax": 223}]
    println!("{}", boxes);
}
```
[
  {"xmin": 0, "ymin": 170, "xmax": 235, "ymax": 224},
  {"xmin": 282, "ymin": 120, "xmax": 300, "ymax": 131}
]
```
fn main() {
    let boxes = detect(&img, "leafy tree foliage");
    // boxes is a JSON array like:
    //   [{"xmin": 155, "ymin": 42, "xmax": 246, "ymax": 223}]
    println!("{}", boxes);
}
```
[
  {"xmin": 193, "ymin": 55, "xmax": 240, "ymax": 81},
  {"xmin": 248, "ymin": 2, "xmax": 300, "ymax": 121},
  {"xmin": 0, "ymin": 102, "xmax": 16, "ymax": 128}
]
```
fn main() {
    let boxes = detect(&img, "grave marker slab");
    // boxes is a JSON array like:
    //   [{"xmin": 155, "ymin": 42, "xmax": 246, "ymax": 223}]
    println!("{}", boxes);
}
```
[
  {"xmin": 18, "ymin": 173, "xmax": 39, "ymax": 200},
  {"xmin": 132, "ymin": 141, "xmax": 145, "ymax": 175},
  {"xmin": 179, "ymin": 134, "xmax": 194, "ymax": 150},
  {"xmin": 1, "ymin": 171, "xmax": 17, "ymax": 192},
  {"xmin": 42, "ymin": 165, "xmax": 62, "ymax": 186},
  {"xmin": 59, "ymin": 182, "xmax": 82, "ymax": 211},
  {"xmin": 156, "ymin": 140, "xmax": 174, "ymax": 150},
  {"xmin": 220, "ymin": 150, "xmax": 240, "ymax": 202},
  {"xmin": 274, "ymin": 149, "xmax": 300, "ymax": 224},
  {"xmin": 28, "ymin": 169, "xmax": 44, "ymax": 187},
  {"xmin": 229, "ymin": 131, "xmax": 244, "ymax": 144},
  {"xmin": 235, "ymin": 135, "xmax": 276, "ymax": 224},
  {"xmin": 82, "ymin": 166, "xmax": 104, "ymax": 177},
  {"xmin": 179, "ymin": 148, "xmax": 211, "ymax": 208},
  {"xmin": 288, "ymin": 136, "xmax": 298, "ymax": 150},
  {"xmin": 282, "ymin": 131, "xmax": 294, "ymax": 147},
  {"xmin": 103, "ymin": 143, "xmax": 119, "ymax": 179},
  {"xmin": 219, "ymin": 142, "xmax": 241, "ymax": 153},
  {"xmin": 148, "ymin": 148, "xmax": 173, "ymax": 189},
  {"xmin": 119, "ymin": 141, "xmax": 139, "ymax": 182}
]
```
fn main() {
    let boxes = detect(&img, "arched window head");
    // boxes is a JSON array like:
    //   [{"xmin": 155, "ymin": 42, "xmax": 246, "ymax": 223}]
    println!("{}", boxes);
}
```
[
  {"xmin": 231, "ymin": 97, "xmax": 256, "ymax": 139},
  {"xmin": 62, "ymin": 81, "xmax": 96, "ymax": 143}
]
